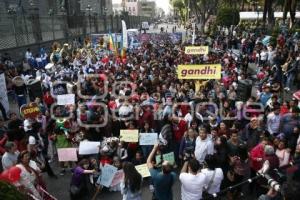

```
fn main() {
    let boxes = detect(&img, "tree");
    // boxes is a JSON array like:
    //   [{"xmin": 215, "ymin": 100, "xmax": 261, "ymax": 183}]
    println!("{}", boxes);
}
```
[
  {"xmin": 283, "ymin": 0, "xmax": 297, "ymax": 28},
  {"xmin": 172, "ymin": 0, "xmax": 186, "ymax": 23},
  {"xmin": 216, "ymin": 7, "xmax": 240, "ymax": 27},
  {"xmin": 189, "ymin": 0, "xmax": 219, "ymax": 32},
  {"xmin": 262, "ymin": 0, "xmax": 275, "ymax": 27}
]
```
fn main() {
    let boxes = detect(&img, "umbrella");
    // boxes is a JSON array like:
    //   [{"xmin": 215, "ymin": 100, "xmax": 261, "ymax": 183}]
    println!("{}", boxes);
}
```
[{"xmin": 0, "ymin": 166, "xmax": 21, "ymax": 183}]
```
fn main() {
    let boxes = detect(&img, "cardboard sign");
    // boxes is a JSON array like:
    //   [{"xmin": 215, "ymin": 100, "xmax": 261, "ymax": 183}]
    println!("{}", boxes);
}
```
[
  {"xmin": 139, "ymin": 133, "xmax": 158, "ymax": 146},
  {"xmin": 177, "ymin": 64, "xmax": 221, "ymax": 80},
  {"xmin": 120, "ymin": 129, "xmax": 139, "ymax": 142},
  {"xmin": 78, "ymin": 141, "xmax": 100, "ymax": 155},
  {"xmin": 110, "ymin": 170, "xmax": 124, "ymax": 187},
  {"xmin": 57, "ymin": 148, "xmax": 78, "ymax": 162},
  {"xmin": 155, "ymin": 152, "xmax": 175, "ymax": 165},
  {"xmin": 57, "ymin": 94, "xmax": 75, "ymax": 105},
  {"xmin": 135, "ymin": 164, "xmax": 150, "ymax": 178},
  {"xmin": 20, "ymin": 103, "xmax": 40, "ymax": 119},
  {"xmin": 185, "ymin": 46, "xmax": 209, "ymax": 55},
  {"xmin": 163, "ymin": 152, "xmax": 175, "ymax": 165},
  {"xmin": 99, "ymin": 164, "xmax": 118, "ymax": 187}
]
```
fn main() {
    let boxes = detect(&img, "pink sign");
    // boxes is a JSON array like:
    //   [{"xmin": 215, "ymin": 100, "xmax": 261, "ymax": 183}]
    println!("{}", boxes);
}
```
[
  {"xmin": 110, "ymin": 170, "xmax": 124, "ymax": 187},
  {"xmin": 57, "ymin": 148, "xmax": 78, "ymax": 162}
]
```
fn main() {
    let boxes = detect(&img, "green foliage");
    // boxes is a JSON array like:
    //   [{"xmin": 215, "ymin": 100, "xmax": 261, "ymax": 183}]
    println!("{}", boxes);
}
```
[
  {"xmin": 0, "ymin": 181, "xmax": 26, "ymax": 200},
  {"xmin": 215, "ymin": 7, "xmax": 240, "ymax": 27}
]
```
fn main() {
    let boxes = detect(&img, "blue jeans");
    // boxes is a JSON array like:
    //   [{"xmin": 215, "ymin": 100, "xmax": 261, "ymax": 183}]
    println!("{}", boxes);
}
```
[
  {"xmin": 285, "ymin": 73, "xmax": 295, "ymax": 89},
  {"xmin": 17, "ymin": 95, "xmax": 27, "ymax": 108},
  {"xmin": 141, "ymin": 145, "xmax": 153, "ymax": 158}
]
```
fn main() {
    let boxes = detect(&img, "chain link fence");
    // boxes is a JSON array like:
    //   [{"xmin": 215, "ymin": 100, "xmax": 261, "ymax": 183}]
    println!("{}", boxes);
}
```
[{"xmin": 0, "ymin": 13, "xmax": 150, "ymax": 51}]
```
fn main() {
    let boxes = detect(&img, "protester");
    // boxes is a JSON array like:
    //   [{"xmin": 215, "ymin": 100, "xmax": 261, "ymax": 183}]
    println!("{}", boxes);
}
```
[
  {"xmin": 1, "ymin": 141, "xmax": 19, "ymax": 170},
  {"xmin": 16, "ymin": 151, "xmax": 42, "ymax": 199},
  {"xmin": 70, "ymin": 159, "xmax": 95, "ymax": 200},
  {"xmin": 121, "ymin": 162, "xmax": 142, "ymax": 200},
  {"xmin": 194, "ymin": 127, "xmax": 214, "ymax": 164},
  {"xmin": 147, "ymin": 144, "xmax": 176, "ymax": 200},
  {"xmin": 179, "ymin": 158, "xmax": 206, "ymax": 200}
]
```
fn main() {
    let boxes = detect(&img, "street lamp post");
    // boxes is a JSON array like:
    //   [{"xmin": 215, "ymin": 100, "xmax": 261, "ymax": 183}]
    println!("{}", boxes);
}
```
[
  {"xmin": 48, "ymin": 9, "xmax": 55, "ymax": 40},
  {"xmin": 86, "ymin": 5, "xmax": 92, "ymax": 34}
]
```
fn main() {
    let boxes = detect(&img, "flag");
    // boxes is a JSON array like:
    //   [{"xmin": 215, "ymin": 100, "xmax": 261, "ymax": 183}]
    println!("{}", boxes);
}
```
[
  {"xmin": 109, "ymin": 33, "xmax": 115, "ymax": 51},
  {"xmin": 122, "ymin": 20, "xmax": 128, "ymax": 49},
  {"xmin": 121, "ymin": 48, "xmax": 126, "ymax": 59}
]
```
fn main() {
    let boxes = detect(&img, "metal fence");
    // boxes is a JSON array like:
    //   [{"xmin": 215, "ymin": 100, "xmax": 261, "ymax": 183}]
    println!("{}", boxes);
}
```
[{"xmin": 0, "ymin": 13, "xmax": 150, "ymax": 50}]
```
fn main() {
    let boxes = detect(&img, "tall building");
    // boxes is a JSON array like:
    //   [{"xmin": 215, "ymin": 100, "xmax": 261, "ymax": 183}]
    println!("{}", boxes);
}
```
[
  {"xmin": 124, "ymin": 0, "xmax": 156, "ymax": 17},
  {"xmin": 124, "ymin": 0, "xmax": 139, "ymax": 16},
  {"xmin": 139, "ymin": 0, "xmax": 155, "ymax": 17},
  {"xmin": 79, "ymin": 0, "xmax": 113, "ymax": 15}
]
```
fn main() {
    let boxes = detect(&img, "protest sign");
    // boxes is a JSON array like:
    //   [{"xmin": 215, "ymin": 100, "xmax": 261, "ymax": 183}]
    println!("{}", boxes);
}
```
[
  {"xmin": 135, "ymin": 164, "xmax": 150, "ymax": 178},
  {"xmin": 57, "ymin": 148, "xmax": 78, "ymax": 162},
  {"xmin": 163, "ymin": 152, "xmax": 175, "ymax": 165},
  {"xmin": 139, "ymin": 133, "xmax": 158, "ymax": 146},
  {"xmin": 78, "ymin": 141, "xmax": 100, "ymax": 155},
  {"xmin": 20, "ymin": 103, "xmax": 40, "ymax": 119},
  {"xmin": 110, "ymin": 170, "xmax": 124, "ymax": 187},
  {"xmin": 155, "ymin": 152, "xmax": 175, "ymax": 165},
  {"xmin": 99, "ymin": 164, "xmax": 118, "ymax": 187},
  {"xmin": 177, "ymin": 64, "xmax": 221, "ymax": 80},
  {"xmin": 120, "ymin": 130, "xmax": 139, "ymax": 142},
  {"xmin": 185, "ymin": 46, "xmax": 209, "ymax": 55},
  {"xmin": 57, "ymin": 94, "xmax": 75, "ymax": 105},
  {"xmin": 155, "ymin": 154, "xmax": 162, "ymax": 165}
]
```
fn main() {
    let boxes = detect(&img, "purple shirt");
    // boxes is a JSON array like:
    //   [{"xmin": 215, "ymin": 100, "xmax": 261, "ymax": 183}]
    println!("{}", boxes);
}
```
[{"xmin": 71, "ymin": 166, "xmax": 84, "ymax": 186}]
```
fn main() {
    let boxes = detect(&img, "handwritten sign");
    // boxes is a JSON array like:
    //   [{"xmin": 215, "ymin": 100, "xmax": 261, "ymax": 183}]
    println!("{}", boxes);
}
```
[
  {"xmin": 79, "ymin": 141, "xmax": 100, "ymax": 155},
  {"xmin": 57, "ymin": 148, "xmax": 78, "ymax": 162},
  {"xmin": 163, "ymin": 152, "xmax": 175, "ymax": 165},
  {"xmin": 100, "ymin": 164, "xmax": 118, "ymax": 187},
  {"xmin": 177, "ymin": 64, "xmax": 221, "ymax": 80},
  {"xmin": 185, "ymin": 46, "xmax": 209, "ymax": 55},
  {"xmin": 156, "ymin": 154, "xmax": 162, "ymax": 165},
  {"xmin": 20, "ymin": 103, "xmax": 40, "ymax": 119},
  {"xmin": 155, "ymin": 152, "xmax": 175, "ymax": 165},
  {"xmin": 135, "ymin": 164, "xmax": 150, "ymax": 178},
  {"xmin": 120, "ymin": 129, "xmax": 139, "ymax": 142},
  {"xmin": 110, "ymin": 170, "xmax": 124, "ymax": 187},
  {"xmin": 57, "ymin": 94, "xmax": 75, "ymax": 105},
  {"xmin": 139, "ymin": 133, "xmax": 158, "ymax": 145}
]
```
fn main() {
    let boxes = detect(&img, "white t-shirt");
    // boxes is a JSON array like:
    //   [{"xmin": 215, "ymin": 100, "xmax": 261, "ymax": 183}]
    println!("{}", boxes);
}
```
[
  {"xmin": 179, "ymin": 172, "xmax": 206, "ymax": 200},
  {"xmin": 194, "ymin": 137, "xmax": 214, "ymax": 163},
  {"xmin": 201, "ymin": 168, "xmax": 224, "ymax": 194}
]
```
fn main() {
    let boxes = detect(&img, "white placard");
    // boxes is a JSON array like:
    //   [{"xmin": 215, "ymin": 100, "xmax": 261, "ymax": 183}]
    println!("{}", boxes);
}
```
[
  {"xmin": 79, "ymin": 141, "xmax": 100, "ymax": 155},
  {"xmin": 57, "ymin": 94, "xmax": 75, "ymax": 105},
  {"xmin": 139, "ymin": 133, "xmax": 158, "ymax": 146},
  {"xmin": 99, "ymin": 164, "xmax": 118, "ymax": 188}
]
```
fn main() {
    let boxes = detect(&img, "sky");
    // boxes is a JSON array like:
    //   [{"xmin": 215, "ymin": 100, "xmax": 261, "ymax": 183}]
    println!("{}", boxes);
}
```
[{"xmin": 112, "ymin": 0, "xmax": 170, "ymax": 14}]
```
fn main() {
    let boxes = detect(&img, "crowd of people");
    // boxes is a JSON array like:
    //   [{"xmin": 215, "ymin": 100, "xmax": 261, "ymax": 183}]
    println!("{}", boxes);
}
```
[{"xmin": 0, "ymin": 24, "xmax": 300, "ymax": 200}]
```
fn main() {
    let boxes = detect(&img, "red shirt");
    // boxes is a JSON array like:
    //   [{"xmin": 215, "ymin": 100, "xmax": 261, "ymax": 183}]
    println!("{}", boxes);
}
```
[
  {"xmin": 250, "ymin": 143, "xmax": 265, "ymax": 171},
  {"xmin": 173, "ymin": 119, "xmax": 187, "ymax": 142},
  {"xmin": 43, "ymin": 93, "xmax": 54, "ymax": 106}
]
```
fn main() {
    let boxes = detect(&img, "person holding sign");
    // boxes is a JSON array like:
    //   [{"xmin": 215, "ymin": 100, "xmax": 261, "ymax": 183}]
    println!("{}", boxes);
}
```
[
  {"xmin": 147, "ymin": 144, "xmax": 176, "ymax": 200},
  {"xmin": 139, "ymin": 121, "xmax": 156, "ymax": 158},
  {"xmin": 120, "ymin": 162, "xmax": 142, "ymax": 200}
]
